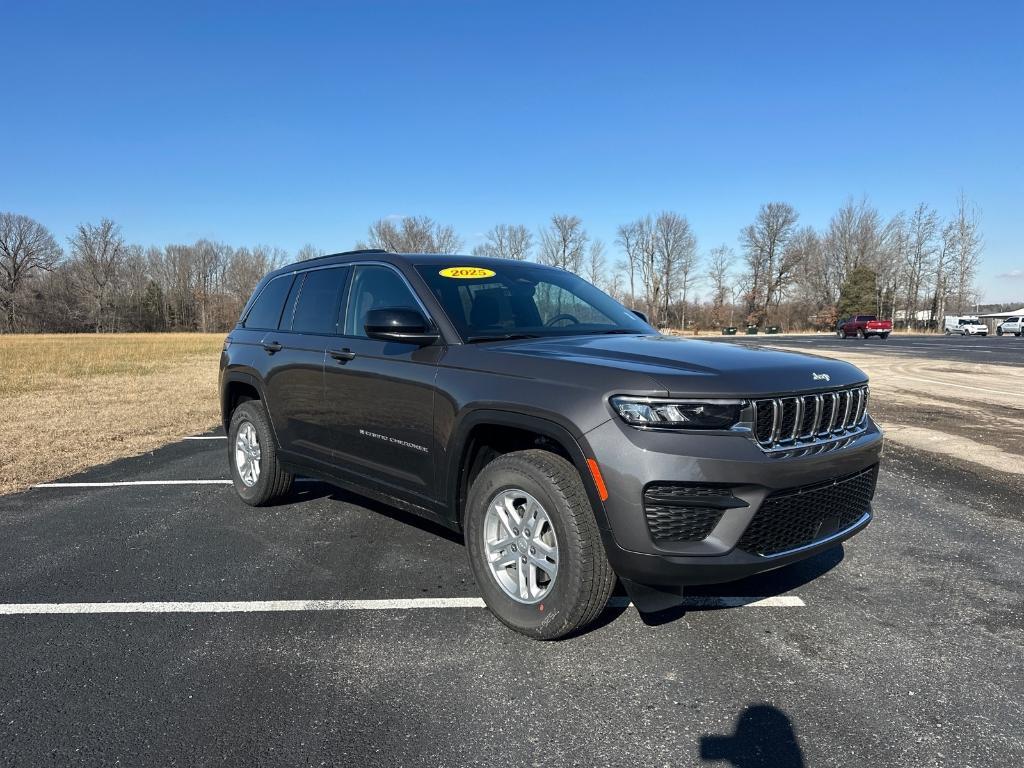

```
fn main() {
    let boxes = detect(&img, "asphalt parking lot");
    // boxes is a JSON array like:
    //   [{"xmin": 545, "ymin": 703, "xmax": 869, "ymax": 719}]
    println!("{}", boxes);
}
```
[
  {"xmin": 2, "ymin": 428, "xmax": 1022, "ymax": 765},
  {"xmin": 708, "ymin": 332, "xmax": 1024, "ymax": 366}
]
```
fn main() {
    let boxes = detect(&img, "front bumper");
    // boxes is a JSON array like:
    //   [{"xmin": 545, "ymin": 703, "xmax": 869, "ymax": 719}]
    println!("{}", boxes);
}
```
[{"xmin": 584, "ymin": 416, "xmax": 884, "ymax": 586}]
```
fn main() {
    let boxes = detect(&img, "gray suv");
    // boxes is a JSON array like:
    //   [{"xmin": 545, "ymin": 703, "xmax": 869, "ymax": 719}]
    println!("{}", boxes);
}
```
[{"xmin": 220, "ymin": 250, "xmax": 882, "ymax": 638}]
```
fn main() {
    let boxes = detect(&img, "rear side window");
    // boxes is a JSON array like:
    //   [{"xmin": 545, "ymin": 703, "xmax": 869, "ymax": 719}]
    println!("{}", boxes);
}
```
[
  {"xmin": 289, "ymin": 267, "xmax": 349, "ymax": 335},
  {"xmin": 243, "ymin": 275, "xmax": 294, "ymax": 329}
]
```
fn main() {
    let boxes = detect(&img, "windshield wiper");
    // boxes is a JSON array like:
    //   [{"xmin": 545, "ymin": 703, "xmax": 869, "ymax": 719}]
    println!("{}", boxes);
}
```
[{"xmin": 464, "ymin": 333, "xmax": 541, "ymax": 343}]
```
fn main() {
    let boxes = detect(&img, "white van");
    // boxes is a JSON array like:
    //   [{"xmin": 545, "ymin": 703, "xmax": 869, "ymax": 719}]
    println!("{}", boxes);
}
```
[{"xmin": 944, "ymin": 316, "xmax": 988, "ymax": 336}]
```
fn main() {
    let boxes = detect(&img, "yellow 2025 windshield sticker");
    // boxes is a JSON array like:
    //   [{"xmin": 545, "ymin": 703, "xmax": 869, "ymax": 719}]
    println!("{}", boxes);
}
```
[{"xmin": 439, "ymin": 266, "xmax": 496, "ymax": 279}]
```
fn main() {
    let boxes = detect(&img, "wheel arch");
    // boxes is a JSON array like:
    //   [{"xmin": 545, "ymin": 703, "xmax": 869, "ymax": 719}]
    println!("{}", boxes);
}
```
[
  {"xmin": 221, "ymin": 371, "xmax": 266, "ymax": 432},
  {"xmin": 446, "ymin": 409, "xmax": 609, "ymax": 531}
]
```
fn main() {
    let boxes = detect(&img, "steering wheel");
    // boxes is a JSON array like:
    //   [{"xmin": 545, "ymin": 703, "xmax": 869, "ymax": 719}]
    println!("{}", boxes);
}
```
[{"xmin": 546, "ymin": 313, "xmax": 581, "ymax": 327}]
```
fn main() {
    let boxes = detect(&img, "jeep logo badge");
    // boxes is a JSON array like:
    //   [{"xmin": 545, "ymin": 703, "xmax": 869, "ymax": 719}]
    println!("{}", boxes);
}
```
[{"xmin": 812, "ymin": 372, "xmax": 831, "ymax": 382}]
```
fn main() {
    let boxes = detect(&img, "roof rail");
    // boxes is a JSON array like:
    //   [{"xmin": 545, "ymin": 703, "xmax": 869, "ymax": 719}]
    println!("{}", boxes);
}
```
[
  {"xmin": 336, "ymin": 248, "xmax": 388, "ymax": 256},
  {"xmin": 299, "ymin": 248, "xmax": 389, "ymax": 264}
]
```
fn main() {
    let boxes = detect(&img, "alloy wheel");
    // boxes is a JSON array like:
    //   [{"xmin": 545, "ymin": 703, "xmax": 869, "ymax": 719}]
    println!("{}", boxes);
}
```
[
  {"xmin": 234, "ymin": 421, "xmax": 261, "ymax": 487},
  {"xmin": 483, "ymin": 489, "xmax": 559, "ymax": 604}
]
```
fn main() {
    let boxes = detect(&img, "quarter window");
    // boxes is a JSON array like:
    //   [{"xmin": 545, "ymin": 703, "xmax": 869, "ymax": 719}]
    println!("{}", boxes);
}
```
[{"xmin": 243, "ymin": 275, "xmax": 295, "ymax": 330}]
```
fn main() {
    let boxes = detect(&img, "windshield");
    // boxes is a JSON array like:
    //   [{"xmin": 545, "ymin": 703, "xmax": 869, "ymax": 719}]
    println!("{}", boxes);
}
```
[{"xmin": 415, "ymin": 263, "xmax": 651, "ymax": 341}]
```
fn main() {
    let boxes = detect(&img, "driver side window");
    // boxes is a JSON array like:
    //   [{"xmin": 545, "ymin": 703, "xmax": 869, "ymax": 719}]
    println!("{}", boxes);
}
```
[{"xmin": 343, "ymin": 265, "xmax": 420, "ymax": 338}]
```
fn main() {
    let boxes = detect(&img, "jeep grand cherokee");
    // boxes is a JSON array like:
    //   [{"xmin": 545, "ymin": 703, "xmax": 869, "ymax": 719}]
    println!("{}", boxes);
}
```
[{"xmin": 220, "ymin": 250, "xmax": 882, "ymax": 638}]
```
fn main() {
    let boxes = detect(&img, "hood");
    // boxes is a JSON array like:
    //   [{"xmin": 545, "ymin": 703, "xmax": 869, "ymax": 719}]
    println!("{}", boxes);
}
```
[{"xmin": 485, "ymin": 334, "xmax": 867, "ymax": 397}]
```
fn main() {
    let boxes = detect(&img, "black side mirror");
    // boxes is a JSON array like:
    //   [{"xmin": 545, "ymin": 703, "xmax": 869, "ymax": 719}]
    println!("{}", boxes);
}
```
[
  {"xmin": 632, "ymin": 309, "xmax": 649, "ymax": 324},
  {"xmin": 364, "ymin": 307, "xmax": 439, "ymax": 345}
]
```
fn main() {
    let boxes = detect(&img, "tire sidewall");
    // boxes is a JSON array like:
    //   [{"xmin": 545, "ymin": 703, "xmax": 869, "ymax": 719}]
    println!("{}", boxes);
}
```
[
  {"xmin": 465, "ymin": 460, "xmax": 587, "ymax": 639},
  {"xmin": 228, "ymin": 401, "xmax": 280, "ymax": 504}
]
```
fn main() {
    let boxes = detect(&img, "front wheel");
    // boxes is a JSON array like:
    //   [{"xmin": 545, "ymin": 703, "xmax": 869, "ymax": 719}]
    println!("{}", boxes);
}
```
[
  {"xmin": 465, "ymin": 449, "xmax": 616, "ymax": 640},
  {"xmin": 997, "ymin": 328, "xmax": 1003, "ymax": 336},
  {"xmin": 856, "ymin": 329, "xmax": 865, "ymax": 339}
]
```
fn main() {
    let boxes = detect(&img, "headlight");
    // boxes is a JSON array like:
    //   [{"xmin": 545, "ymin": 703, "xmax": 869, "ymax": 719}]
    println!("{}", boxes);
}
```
[{"xmin": 610, "ymin": 396, "xmax": 744, "ymax": 430}]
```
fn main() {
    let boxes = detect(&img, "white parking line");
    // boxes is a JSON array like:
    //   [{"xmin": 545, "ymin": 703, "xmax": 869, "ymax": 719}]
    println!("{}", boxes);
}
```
[
  {"xmin": 0, "ymin": 595, "xmax": 804, "ymax": 615},
  {"xmin": 184, "ymin": 436, "xmax": 227, "ymax": 440},
  {"xmin": 31, "ymin": 478, "xmax": 324, "ymax": 489},
  {"xmin": 32, "ymin": 480, "xmax": 233, "ymax": 488}
]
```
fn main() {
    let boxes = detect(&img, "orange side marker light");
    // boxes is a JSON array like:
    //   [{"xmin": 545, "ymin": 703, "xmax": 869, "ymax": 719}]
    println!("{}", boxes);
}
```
[{"xmin": 586, "ymin": 458, "xmax": 609, "ymax": 501}]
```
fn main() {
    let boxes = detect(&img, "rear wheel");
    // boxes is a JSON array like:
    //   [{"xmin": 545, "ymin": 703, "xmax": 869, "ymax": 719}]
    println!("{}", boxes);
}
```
[
  {"xmin": 465, "ymin": 449, "xmax": 615, "ymax": 640},
  {"xmin": 836, "ymin": 330, "xmax": 844, "ymax": 338},
  {"xmin": 997, "ymin": 328, "xmax": 1003, "ymax": 336},
  {"xmin": 228, "ymin": 400, "xmax": 293, "ymax": 506},
  {"xmin": 879, "ymin": 333, "xmax": 889, "ymax": 340}
]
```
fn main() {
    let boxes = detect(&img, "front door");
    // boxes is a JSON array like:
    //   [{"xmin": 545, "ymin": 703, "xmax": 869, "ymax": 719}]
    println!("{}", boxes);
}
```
[{"xmin": 323, "ymin": 264, "xmax": 440, "ymax": 502}]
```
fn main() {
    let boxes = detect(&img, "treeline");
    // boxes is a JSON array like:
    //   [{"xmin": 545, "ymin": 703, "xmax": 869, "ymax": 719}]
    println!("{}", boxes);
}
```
[{"xmin": 0, "ymin": 195, "xmax": 984, "ymax": 334}]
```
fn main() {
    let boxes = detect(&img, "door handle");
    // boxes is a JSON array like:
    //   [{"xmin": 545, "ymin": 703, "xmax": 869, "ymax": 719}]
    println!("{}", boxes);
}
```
[
  {"xmin": 262, "ymin": 340, "xmax": 283, "ymax": 354},
  {"xmin": 329, "ymin": 348, "xmax": 356, "ymax": 362}
]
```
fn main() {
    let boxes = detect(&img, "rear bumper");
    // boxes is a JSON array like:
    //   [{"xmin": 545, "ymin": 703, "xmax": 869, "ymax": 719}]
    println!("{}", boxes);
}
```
[{"xmin": 584, "ymin": 417, "xmax": 883, "ymax": 586}]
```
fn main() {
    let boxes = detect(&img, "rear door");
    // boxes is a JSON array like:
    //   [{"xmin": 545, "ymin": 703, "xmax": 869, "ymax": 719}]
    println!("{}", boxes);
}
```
[
  {"xmin": 322, "ymin": 264, "xmax": 441, "ymax": 501},
  {"xmin": 262, "ymin": 266, "xmax": 350, "ymax": 467}
]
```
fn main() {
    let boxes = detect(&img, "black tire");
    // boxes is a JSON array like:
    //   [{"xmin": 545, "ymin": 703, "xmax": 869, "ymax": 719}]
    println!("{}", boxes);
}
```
[
  {"xmin": 464, "ymin": 449, "xmax": 616, "ymax": 640},
  {"xmin": 879, "ymin": 333, "xmax": 889, "ymax": 340},
  {"xmin": 836, "ymin": 330, "xmax": 844, "ymax": 339},
  {"xmin": 997, "ymin": 328, "xmax": 1003, "ymax": 336},
  {"xmin": 856, "ymin": 328, "xmax": 865, "ymax": 339},
  {"xmin": 228, "ymin": 400, "xmax": 293, "ymax": 506}
]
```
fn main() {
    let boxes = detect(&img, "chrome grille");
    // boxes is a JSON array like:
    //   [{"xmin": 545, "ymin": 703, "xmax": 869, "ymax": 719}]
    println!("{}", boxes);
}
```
[{"xmin": 752, "ymin": 386, "xmax": 869, "ymax": 454}]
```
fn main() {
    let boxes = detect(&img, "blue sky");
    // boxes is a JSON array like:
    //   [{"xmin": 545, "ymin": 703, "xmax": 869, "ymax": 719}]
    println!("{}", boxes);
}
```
[{"xmin": 2, "ymin": 1, "xmax": 1021, "ymax": 302}]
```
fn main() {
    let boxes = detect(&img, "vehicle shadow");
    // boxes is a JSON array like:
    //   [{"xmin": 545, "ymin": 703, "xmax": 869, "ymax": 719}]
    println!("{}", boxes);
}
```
[
  {"xmin": 285, "ymin": 479, "xmax": 464, "ymax": 544},
  {"xmin": 700, "ymin": 705, "xmax": 806, "ymax": 767},
  {"xmin": 630, "ymin": 546, "xmax": 844, "ymax": 628},
  {"xmin": 283, "ymin": 478, "xmax": 844, "ymax": 634}
]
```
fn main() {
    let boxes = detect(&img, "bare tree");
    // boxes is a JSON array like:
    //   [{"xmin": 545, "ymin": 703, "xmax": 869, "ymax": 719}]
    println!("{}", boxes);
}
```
[
  {"xmin": 68, "ymin": 219, "xmax": 127, "ymax": 332},
  {"xmin": 617, "ymin": 216, "xmax": 663, "ymax": 322},
  {"xmin": 362, "ymin": 216, "xmax": 463, "ymax": 254},
  {"xmin": 539, "ymin": 214, "xmax": 588, "ymax": 274},
  {"xmin": 585, "ymin": 239, "xmax": 606, "ymax": 287},
  {"xmin": 740, "ymin": 202, "xmax": 799, "ymax": 325},
  {"xmin": 947, "ymin": 192, "xmax": 983, "ymax": 314},
  {"xmin": 899, "ymin": 204, "xmax": 939, "ymax": 328},
  {"xmin": 296, "ymin": 243, "xmax": 324, "ymax": 261},
  {"xmin": 0, "ymin": 213, "xmax": 62, "ymax": 331},
  {"xmin": 472, "ymin": 224, "xmax": 533, "ymax": 260},
  {"xmin": 707, "ymin": 245, "xmax": 734, "ymax": 328},
  {"xmin": 615, "ymin": 221, "xmax": 641, "ymax": 308},
  {"xmin": 654, "ymin": 212, "xmax": 698, "ymax": 327}
]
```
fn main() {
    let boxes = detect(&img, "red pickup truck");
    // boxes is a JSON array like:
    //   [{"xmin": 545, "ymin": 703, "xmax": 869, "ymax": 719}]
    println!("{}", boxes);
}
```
[{"xmin": 837, "ymin": 315, "xmax": 892, "ymax": 339}]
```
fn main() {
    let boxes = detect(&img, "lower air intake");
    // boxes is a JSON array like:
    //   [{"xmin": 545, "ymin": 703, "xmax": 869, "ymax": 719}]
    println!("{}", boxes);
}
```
[{"xmin": 736, "ymin": 465, "xmax": 878, "ymax": 556}]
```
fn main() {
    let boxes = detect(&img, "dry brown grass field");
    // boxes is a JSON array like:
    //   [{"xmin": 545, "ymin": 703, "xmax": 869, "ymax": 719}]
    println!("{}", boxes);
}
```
[{"xmin": 0, "ymin": 333, "xmax": 224, "ymax": 494}]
